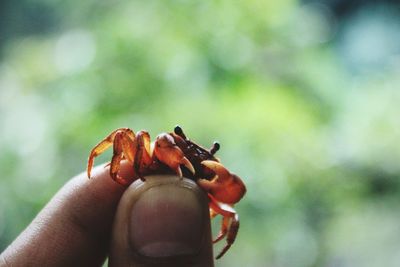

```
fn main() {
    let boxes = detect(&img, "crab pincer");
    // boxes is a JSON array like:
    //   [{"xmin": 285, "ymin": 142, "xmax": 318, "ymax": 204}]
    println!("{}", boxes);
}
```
[
  {"xmin": 199, "ymin": 160, "xmax": 246, "ymax": 204},
  {"xmin": 153, "ymin": 133, "xmax": 195, "ymax": 177}
]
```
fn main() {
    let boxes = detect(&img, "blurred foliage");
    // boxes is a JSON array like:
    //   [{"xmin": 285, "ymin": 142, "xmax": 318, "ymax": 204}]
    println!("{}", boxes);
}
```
[{"xmin": 1, "ymin": 0, "xmax": 400, "ymax": 266}]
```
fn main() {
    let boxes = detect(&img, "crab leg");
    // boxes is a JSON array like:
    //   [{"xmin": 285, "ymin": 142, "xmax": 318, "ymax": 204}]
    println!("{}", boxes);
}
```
[
  {"xmin": 213, "ymin": 216, "xmax": 230, "ymax": 243},
  {"xmin": 208, "ymin": 194, "xmax": 240, "ymax": 259},
  {"xmin": 108, "ymin": 130, "xmax": 138, "ymax": 185},
  {"xmin": 133, "ymin": 131, "xmax": 153, "ymax": 180},
  {"xmin": 210, "ymin": 208, "xmax": 218, "ymax": 219},
  {"xmin": 87, "ymin": 128, "xmax": 135, "ymax": 178},
  {"xmin": 109, "ymin": 133, "xmax": 125, "ymax": 184},
  {"xmin": 216, "ymin": 213, "xmax": 239, "ymax": 259},
  {"xmin": 153, "ymin": 133, "xmax": 195, "ymax": 177}
]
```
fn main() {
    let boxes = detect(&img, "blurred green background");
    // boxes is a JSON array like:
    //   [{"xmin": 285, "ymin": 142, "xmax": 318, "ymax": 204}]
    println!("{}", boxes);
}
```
[{"xmin": 1, "ymin": 0, "xmax": 400, "ymax": 266}]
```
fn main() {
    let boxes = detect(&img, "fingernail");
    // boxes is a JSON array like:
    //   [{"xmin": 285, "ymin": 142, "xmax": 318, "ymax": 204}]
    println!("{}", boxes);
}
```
[{"xmin": 129, "ymin": 179, "xmax": 206, "ymax": 258}]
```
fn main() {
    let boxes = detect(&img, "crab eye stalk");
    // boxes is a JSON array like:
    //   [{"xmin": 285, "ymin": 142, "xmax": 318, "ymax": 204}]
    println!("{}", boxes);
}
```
[
  {"xmin": 210, "ymin": 141, "xmax": 220, "ymax": 155},
  {"xmin": 174, "ymin": 125, "xmax": 187, "ymax": 139}
]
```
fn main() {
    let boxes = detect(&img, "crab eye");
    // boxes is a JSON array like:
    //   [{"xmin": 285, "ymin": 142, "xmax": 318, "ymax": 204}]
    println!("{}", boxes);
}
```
[
  {"xmin": 210, "ymin": 141, "xmax": 220, "ymax": 155},
  {"xmin": 213, "ymin": 142, "xmax": 220, "ymax": 150},
  {"xmin": 174, "ymin": 125, "xmax": 187, "ymax": 139},
  {"xmin": 174, "ymin": 125, "xmax": 183, "ymax": 134}
]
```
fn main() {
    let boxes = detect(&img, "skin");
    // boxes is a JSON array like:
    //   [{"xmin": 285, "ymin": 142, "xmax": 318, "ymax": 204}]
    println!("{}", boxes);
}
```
[
  {"xmin": 0, "ymin": 161, "xmax": 214, "ymax": 267},
  {"xmin": 109, "ymin": 175, "xmax": 214, "ymax": 267}
]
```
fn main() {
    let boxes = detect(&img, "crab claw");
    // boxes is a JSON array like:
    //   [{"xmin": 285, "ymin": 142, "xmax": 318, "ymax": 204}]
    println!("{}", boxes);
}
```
[
  {"xmin": 200, "ymin": 160, "xmax": 246, "ymax": 204},
  {"xmin": 154, "ymin": 133, "xmax": 195, "ymax": 177},
  {"xmin": 181, "ymin": 157, "xmax": 196, "ymax": 175},
  {"xmin": 201, "ymin": 160, "xmax": 231, "ymax": 182}
]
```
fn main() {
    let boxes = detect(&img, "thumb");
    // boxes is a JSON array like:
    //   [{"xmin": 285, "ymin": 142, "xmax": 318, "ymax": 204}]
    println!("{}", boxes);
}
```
[{"xmin": 109, "ymin": 175, "xmax": 214, "ymax": 267}]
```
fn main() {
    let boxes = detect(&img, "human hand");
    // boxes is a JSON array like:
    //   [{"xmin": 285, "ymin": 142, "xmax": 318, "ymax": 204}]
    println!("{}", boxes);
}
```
[{"xmin": 0, "ymin": 161, "xmax": 214, "ymax": 267}]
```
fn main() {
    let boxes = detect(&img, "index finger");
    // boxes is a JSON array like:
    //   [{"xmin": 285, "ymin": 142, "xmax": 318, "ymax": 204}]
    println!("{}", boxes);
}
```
[{"xmin": 0, "ymin": 161, "xmax": 134, "ymax": 267}]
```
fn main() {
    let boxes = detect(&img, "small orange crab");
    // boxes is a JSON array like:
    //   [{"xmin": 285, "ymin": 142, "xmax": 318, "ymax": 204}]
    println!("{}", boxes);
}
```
[{"xmin": 87, "ymin": 126, "xmax": 246, "ymax": 259}]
